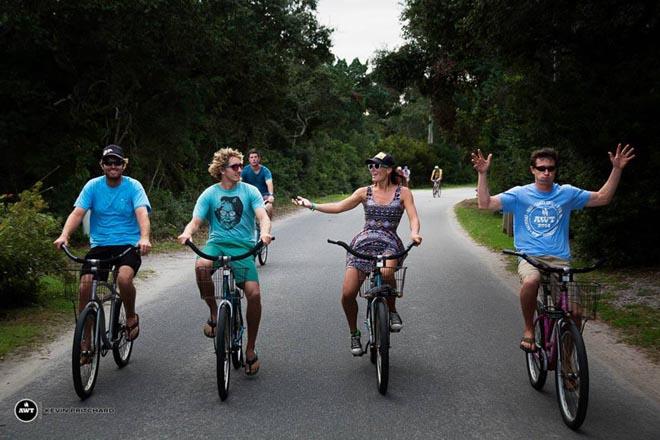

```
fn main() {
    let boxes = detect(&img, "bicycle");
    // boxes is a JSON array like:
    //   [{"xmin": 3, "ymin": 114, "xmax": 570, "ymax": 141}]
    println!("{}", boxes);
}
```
[
  {"xmin": 328, "ymin": 239, "xmax": 414, "ymax": 395},
  {"xmin": 255, "ymin": 200, "xmax": 272, "ymax": 266},
  {"xmin": 432, "ymin": 180, "xmax": 442, "ymax": 198},
  {"xmin": 503, "ymin": 250, "xmax": 603, "ymax": 429},
  {"xmin": 61, "ymin": 245, "xmax": 137, "ymax": 400},
  {"xmin": 185, "ymin": 238, "xmax": 269, "ymax": 401}
]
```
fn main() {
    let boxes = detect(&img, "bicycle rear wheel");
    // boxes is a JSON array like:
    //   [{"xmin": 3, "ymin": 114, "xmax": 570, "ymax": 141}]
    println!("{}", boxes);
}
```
[
  {"xmin": 216, "ymin": 304, "xmax": 232, "ymax": 401},
  {"xmin": 111, "ymin": 298, "xmax": 133, "ymax": 368},
  {"xmin": 231, "ymin": 296, "xmax": 244, "ymax": 369},
  {"xmin": 374, "ymin": 301, "xmax": 390, "ymax": 395},
  {"xmin": 72, "ymin": 306, "xmax": 100, "ymax": 400},
  {"xmin": 433, "ymin": 183, "xmax": 439, "ymax": 198},
  {"xmin": 526, "ymin": 307, "xmax": 547, "ymax": 390},
  {"xmin": 258, "ymin": 244, "xmax": 268, "ymax": 266},
  {"xmin": 555, "ymin": 319, "xmax": 589, "ymax": 430}
]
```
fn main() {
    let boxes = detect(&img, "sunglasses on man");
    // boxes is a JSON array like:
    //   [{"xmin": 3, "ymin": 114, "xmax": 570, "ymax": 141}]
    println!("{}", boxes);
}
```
[
  {"xmin": 225, "ymin": 163, "xmax": 243, "ymax": 171},
  {"xmin": 534, "ymin": 165, "xmax": 556, "ymax": 172}
]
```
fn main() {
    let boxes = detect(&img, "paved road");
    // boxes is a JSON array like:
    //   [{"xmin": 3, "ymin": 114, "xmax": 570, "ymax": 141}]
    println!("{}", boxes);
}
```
[{"xmin": 2, "ymin": 188, "xmax": 659, "ymax": 439}]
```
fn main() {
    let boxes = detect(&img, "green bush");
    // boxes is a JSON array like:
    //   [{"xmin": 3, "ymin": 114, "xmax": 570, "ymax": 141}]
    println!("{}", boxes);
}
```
[{"xmin": 0, "ymin": 183, "xmax": 62, "ymax": 308}]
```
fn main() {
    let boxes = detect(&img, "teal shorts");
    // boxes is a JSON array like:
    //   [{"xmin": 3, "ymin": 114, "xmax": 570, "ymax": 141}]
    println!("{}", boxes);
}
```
[{"xmin": 200, "ymin": 241, "xmax": 259, "ymax": 284}]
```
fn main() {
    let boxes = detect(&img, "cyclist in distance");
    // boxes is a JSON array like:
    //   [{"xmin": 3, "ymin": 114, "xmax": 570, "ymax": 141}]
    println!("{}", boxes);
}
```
[
  {"xmin": 293, "ymin": 152, "xmax": 422, "ymax": 355},
  {"xmin": 430, "ymin": 166, "xmax": 443, "ymax": 187},
  {"xmin": 54, "ymin": 144, "xmax": 151, "ymax": 342},
  {"xmin": 471, "ymin": 144, "xmax": 635, "ymax": 352},
  {"xmin": 241, "ymin": 148, "xmax": 275, "ymax": 219},
  {"xmin": 178, "ymin": 148, "xmax": 272, "ymax": 376}
]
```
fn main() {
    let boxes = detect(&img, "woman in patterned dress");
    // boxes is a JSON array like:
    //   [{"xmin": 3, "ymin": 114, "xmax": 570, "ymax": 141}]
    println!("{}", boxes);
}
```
[{"xmin": 293, "ymin": 152, "xmax": 422, "ymax": 355}]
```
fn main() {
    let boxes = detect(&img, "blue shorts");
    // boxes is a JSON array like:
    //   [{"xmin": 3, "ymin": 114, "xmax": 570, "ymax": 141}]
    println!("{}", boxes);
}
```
[{"xmin": 200, "ymin": 241, "xmax": 259, "ymax": 284}]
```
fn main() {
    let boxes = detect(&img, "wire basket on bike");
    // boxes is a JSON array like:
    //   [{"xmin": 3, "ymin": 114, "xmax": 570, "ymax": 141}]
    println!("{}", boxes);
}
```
[
  {"xmin": 359, "ymin": 266, "xmax": 407, "ymax": 298},
  {"xmin": 195, "ymin": 266, "xmax": 248, "ymax": 300},
  {"xmin": 63, "ymin": 267, "xmax": 115, "ymax": 322},
  {"xmin": 544, "ymin": 281, "xmax": 603, "ymax": 320}
]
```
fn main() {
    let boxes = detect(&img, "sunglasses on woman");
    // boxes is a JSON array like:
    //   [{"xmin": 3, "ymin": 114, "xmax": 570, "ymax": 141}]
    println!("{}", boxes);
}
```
[
  {"xmin": 367, "ymin": 163, "xmax": 388, "ymax": 170},
  {"xmin": 102, "ymin": 159, "xmax": 124, "ymax": 167}
]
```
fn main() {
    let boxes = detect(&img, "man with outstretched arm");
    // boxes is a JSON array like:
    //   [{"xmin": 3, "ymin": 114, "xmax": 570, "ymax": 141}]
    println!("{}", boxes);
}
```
[{"xmin": 471, "ymin": 144, "xmax": 634, "ymax": 352}]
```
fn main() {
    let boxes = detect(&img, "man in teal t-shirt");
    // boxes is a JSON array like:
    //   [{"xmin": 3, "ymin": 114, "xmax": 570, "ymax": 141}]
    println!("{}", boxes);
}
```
[
  {"xmin": 471, "ymin": 144, "xmax": 635, "ymax": 353},
  {"xmin": 241, "ymin": 148, "xmax": 274, "ymax": 219},
  {"xmin": 179, "ymin": 148, "xmax": 272, "ymax": 376},
  {"xmin": 54, "ymin": 144, "xmax": 151, "ymax": 342}
]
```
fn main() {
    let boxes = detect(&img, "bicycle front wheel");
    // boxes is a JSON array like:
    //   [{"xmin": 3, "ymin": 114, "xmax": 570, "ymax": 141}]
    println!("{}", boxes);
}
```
[
  {"xmin": 111, "ymin": 298, "xmax": 133, "ymax": 368},
  {"xmin": 258, "ymin": 244, "xmax": 268, "ymax": 266},
  {"xmin": 231, "ymin": 297, "xmax": 244, "ymax": 369},
  {"xmin": 526, "ymin": 306, "xmax": 547, "ymax": 390},
  {"xmin": 374, "ymin": 301, "xmax": 390, "ymax": 395},
  {"xmin": 216, "ymin": 304, "xmax": 232, "ymax": 401},
  {"xmin": 555, "ymin": 319, "xmax": 589, "ymax": 430},
  {"xmin": 72, "ymin": 306, "xmax": 100, "ymax": 400}
]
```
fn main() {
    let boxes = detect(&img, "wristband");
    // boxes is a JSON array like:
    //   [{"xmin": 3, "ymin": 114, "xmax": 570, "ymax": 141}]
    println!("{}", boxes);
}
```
[{"xmin": 310, "ymin": 202, "xmax": 316, "ymax": 211}]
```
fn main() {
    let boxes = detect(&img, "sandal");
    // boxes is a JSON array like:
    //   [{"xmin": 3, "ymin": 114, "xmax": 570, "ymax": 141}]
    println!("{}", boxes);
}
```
[
  {"xmin": 245, "ymin": 352, "xmax": 260, "ymax": 376},
  {"xmin": 203, "ymin": 319, "xmax": 216, "ymax": 338},
  {"xmin": 126, "ymin": 314, "xmax": 140, "ymax": 342},
  {"xmin": 519, "ymin": 336, "xmax": 537, "ymax": 353}
]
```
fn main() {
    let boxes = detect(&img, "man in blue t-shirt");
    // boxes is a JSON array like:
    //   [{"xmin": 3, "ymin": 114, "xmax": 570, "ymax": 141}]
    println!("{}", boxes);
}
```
[
  {"xmin": 241, "ymin": 148, "xmax": 274, "ymax": 219},
  {"xmin": 54, "ymin": 144, "xmax": 152, "ymax": 343},
  {"xmin": 471, "ymin": 144, "xmax": 635, "ymax": 352},
  {"xmin": 179, "ymin": 148, "xmax": 272, "ymax": 376}
]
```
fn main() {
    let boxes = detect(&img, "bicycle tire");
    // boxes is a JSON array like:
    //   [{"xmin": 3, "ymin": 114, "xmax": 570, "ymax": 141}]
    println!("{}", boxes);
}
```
[
  {"xmin": 258, "ymin": 244, "xmax": 268, "ymax": 266},
  {"xmin": 72, "ymin": 306, "xmax": 100, "ymax": 400},
  {"xmin": 527, "ymin": 306, "xmax": 547, "ymax": 390},
  {"xmin": 111, "ymin": 298, "xmax": 134, "ymax": 368},
  {"xmin": 216, "ymin": 304, "xmax": 232, "ymax": 401},
  {"xmin": 555, "ymin": 319, "xmax": 589, "ymax": 430},
  {"xmin": 231, "ymin": 296, "xmax": 244, "ymax": 369},
  {"xmin": 432, "ymin": 184, "xmax": 439, "ymax": 198},
  {"xmin": 368, "ymin": 305, "xmax": 377, "ymax": 364},
  {"xmin": 375, "ymin": 301, "xmax": 390, "ymax": 395}
]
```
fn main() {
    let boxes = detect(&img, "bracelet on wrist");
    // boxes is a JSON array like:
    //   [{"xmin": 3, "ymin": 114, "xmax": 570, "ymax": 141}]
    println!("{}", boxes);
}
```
[{"xmin": 310, "ymin": 202, "xmax": 316, "ymax": 211}]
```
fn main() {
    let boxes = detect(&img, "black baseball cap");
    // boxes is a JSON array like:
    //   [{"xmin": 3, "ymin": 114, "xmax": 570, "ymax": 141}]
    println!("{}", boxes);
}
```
[
  {"xmin": 102, "ymin": 144, "xmax": 125, "ymax": 160},
  {"xmin": 365, "ymin": 152, "xmax": 395, "ymax": 167}
]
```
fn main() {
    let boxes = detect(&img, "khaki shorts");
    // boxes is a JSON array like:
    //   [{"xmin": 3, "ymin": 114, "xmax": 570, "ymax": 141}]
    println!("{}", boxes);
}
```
[{"xmin": 518, "ymin": 255, "xmax": 569, "ymax": 282}]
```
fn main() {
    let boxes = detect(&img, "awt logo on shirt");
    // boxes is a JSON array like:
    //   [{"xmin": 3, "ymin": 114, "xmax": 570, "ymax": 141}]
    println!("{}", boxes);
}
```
[{"xmin": 524, "ymin": 201, "xmax": 564, "ymax": 237}]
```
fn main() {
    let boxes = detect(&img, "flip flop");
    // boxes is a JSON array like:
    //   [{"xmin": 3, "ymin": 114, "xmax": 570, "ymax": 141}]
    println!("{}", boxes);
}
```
[
  {"xmin": 245, "ymin": 352, "xmax": 260, "ymax": 376},
  {"xmin": 126, "ymin": 314, "xmax": 140, "ymax": 341},
  {"xmin": 519, "ymin": 336, "xmax": 537, "ymax": 353},
  {"xmin": 203, "ymin": 319, "xmax": 216, "ymax": 338}
]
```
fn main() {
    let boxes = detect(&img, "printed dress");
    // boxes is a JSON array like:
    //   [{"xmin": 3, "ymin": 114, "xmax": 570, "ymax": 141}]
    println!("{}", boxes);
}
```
[{"xmin": 346, "ymin": 185, "xmax": 405, "ymax": 272}]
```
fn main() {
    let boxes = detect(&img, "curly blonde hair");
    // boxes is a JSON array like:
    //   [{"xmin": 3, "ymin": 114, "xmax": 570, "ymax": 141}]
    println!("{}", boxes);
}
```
[{"xmin": 208, "ymin": 148, "xmax": 244, "ymax": 180}]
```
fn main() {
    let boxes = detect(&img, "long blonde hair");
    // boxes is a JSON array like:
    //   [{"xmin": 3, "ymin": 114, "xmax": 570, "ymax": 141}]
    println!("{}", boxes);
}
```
[{"xmin": 208, "ymin": 148, "xmax": 243, "ymax": 180}]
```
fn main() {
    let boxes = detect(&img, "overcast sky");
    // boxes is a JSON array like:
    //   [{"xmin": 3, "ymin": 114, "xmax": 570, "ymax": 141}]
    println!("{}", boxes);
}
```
[{"xmin": 315, "ymin": 0, "xmax": 406, "ymax": 66}]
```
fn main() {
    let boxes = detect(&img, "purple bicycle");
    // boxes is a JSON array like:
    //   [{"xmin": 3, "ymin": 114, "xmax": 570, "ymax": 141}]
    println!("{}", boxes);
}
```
[{"xmin": 503, "ymin": 250, "xmax": 603, "ymax": 430}]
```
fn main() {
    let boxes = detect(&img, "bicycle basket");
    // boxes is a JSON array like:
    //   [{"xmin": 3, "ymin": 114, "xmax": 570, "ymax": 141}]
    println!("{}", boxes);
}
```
[
  {"xmin": 359, "ymin": 267, "xmax": 407, "ymax": 298},
  {"xmin": 544, "ymin": 281, "xmax": 603, "ymax": 320},
  {"xmin": 62, "ymin": 266, "xmax": 115, "ymax": 322},
  {"xmin": 195, "ymin": 266, "xmax": 248, "ymax": 300}
]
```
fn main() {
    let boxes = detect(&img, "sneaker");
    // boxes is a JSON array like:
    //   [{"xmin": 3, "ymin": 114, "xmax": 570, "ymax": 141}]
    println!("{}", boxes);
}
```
[
  {"xmin": 350, "ymin": 330, "xmax": 363, "ymax": 356},
  {"xmin": 389, "ymin": 311, "xmax": 403, "ymax": 332}
]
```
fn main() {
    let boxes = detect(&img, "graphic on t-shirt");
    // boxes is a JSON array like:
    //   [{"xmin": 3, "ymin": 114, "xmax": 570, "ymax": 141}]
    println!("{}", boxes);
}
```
[
  {"xmin": 524, "ymin": 201, "xmax": 564, "ymax": 238},
  {"xmin": 215, "ymin": 196, "xmax": 243, "ymax": 229}
]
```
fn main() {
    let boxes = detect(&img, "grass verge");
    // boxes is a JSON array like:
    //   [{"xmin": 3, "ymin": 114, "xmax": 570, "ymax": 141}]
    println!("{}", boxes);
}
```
[{"xmin": 454, "ymin": 198, "xmax": 659, "ymax": 361}]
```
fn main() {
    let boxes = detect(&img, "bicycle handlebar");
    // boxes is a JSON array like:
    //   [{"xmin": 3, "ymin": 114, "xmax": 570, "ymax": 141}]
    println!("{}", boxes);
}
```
[
  {"xmin": 185, "ymin": 238, "xmax": 272, "ymax": 262},
  {"xmin": 327, "ymin": 239, "xmax": 416, "ymax": 261},
  {"xmin": 502, "ymin": 249, "xmax": 604, "ymax": 274},
  {"xmin": 61, "ymin": 245, "xmax": 138, "ymax": 265}
]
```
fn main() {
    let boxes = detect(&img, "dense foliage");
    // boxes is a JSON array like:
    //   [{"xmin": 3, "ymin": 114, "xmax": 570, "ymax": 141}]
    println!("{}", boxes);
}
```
[{"xmin": 373, "ymin": 0, "xmax": 660, "ymax": 264}]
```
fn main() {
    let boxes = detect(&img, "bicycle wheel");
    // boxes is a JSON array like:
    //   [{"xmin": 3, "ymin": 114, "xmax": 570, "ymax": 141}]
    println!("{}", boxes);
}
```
[
  {"xmin": 258, "ymin": 244, "xmax": 268, "ymax": 266},
  {"xmin": 368, "ymin": 306, "xmax": 377, "ymax": 364},
  {"xmin": 231, "ymin": 297, "xmax": 244, "ymax": 369},
  {"xmin": 111, "ymin": 298, "xmax": 134, "ymax": 368},
  {"xmin": 216, "ymin": 304, "xmax": 232, "ymax": 401},
  {"xmin": 72, "ymin": 306, "xmax": 100, "ymax": 400},
  {"xmin": 526, "ymin": 307, "xmax": 547, "ymax": 390},
  {"xmin": 432, "ymin": 184, "xmax": 439, "ymax": 198},
  {"xmin": 374, "ymin": 301, "xmax": 390, "ymax": 395},
  {"xmin": 555, "ymin": 319, "xmax": 589, "ymax": 430}
]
